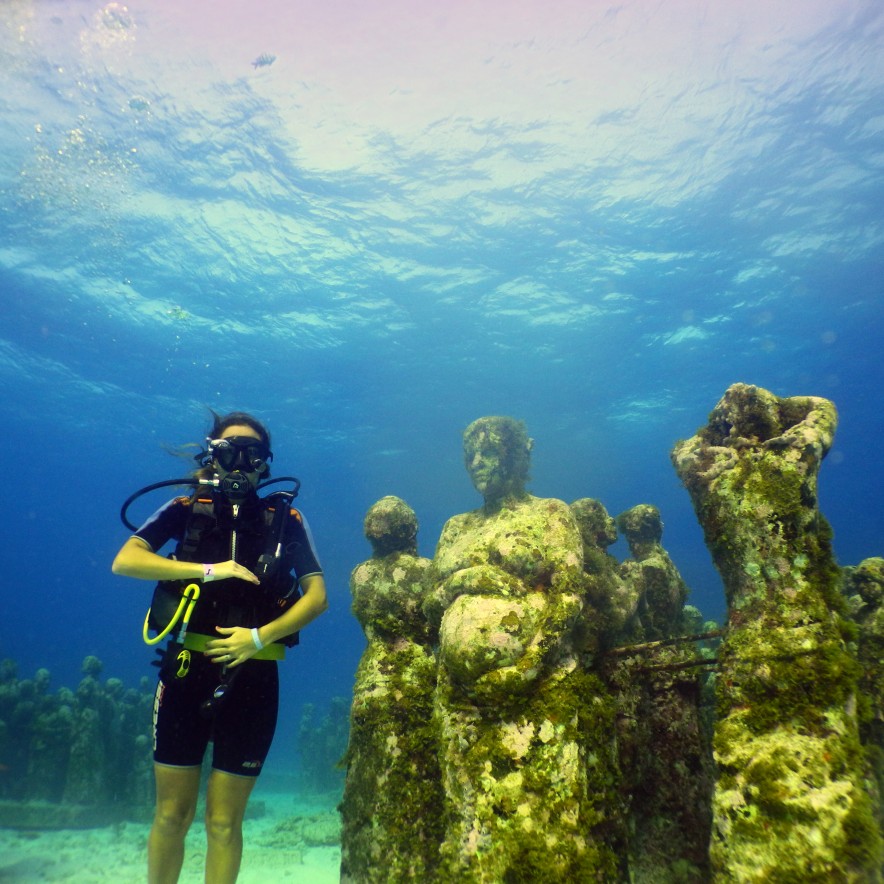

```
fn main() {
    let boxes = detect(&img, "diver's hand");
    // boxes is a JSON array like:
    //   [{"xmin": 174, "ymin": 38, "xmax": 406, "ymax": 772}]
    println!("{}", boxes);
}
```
[
  {"xmin": 206, "ymin": 560, "xmax": 260, "ymax": 584},
  {"xmin": 206, "ymin": 626, "xmax": 260, "ymax": 668}
]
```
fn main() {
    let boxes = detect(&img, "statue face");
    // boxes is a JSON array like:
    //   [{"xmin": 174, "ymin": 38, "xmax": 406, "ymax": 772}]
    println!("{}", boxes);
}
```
[{"xmin": 465, "ymin": 431, "xmax": 508, "ymax": 498}]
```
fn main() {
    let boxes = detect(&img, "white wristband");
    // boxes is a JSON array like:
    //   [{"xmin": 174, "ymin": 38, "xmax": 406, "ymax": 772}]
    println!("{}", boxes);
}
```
[
  {"xmin": 250, "ymin": 627, "xmax": 264, "ymax": 651},
  {"xmin": 202, "ymin": 564, "xmax": 217, "ymax": 582}
]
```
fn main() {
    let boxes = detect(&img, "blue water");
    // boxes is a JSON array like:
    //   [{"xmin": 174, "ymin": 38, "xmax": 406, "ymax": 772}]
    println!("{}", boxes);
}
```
[{"xmin": 1, "ymin": 0, "xmax": 883, "ymax": 779}]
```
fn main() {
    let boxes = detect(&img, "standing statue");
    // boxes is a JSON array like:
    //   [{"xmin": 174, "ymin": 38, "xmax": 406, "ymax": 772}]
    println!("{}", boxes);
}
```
[
  {"xmin": 340, "ymin": 496, "xmax": 443, "ymax": 884},
  {"xmin": 672, "ymin": 383, "xmax": 882, "ymax": 880},
  {"xmin": 570, "ymin": 497, "xmax": 640, "ymax": 644},
  {"xmin": 843, "ymin": 557, "xmax": 884, "ymax": 833},
  {"xmin": 617, "ymin": 504, "xmax": 688, "ymax": 641},
  {"xmin": 426, "ymin": 417, "xmax": 624, "ymax": 882},
  {"xmin": 613, "ymin": 504, "xmax": 713, "ymax": 882}
]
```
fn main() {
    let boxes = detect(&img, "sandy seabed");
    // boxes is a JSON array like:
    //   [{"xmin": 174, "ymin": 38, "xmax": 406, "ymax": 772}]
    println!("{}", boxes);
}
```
[{"xmin": 0, "ymin": 791, "xmax": 341, "ymax": 884}]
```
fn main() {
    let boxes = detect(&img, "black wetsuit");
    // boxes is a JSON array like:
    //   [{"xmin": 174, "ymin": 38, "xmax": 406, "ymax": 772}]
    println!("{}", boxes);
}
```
[{"xmin": 134, "ymin": 493, "xmax": 322, "ymax": 776}]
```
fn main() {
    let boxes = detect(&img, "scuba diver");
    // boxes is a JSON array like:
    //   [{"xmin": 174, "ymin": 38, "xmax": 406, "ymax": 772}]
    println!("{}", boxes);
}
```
[{"xmin": 112, "ymin": 411, "xmax": 328, "ymax": 884}]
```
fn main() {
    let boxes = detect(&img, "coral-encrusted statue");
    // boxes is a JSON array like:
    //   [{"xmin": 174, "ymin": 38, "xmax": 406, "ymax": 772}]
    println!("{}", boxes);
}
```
[
  {"xmin": 613, "ymin": 504, "xmax": 714, "ymax": 881},
  {"xmin": 426, "ymin": 417, "xmax": 624, "ymax": 882},
  {"xmin": 842, "ymin": 557, "xmax": 884, "ymax": 830},
  {"xmin": 672, "ymin": 383, "xmax": 882, "ymax": 879},
  {"xmin": 340, "ymin": 496, "xmax": 442, "ymax": 884}
]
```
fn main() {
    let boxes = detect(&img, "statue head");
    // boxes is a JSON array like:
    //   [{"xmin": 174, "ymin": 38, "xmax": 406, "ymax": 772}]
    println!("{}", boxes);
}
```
[
  {"xmin": 363, "ymin": 495, "xmax": 419, "ymax": 557},
  {"xmin": 463, "ymin": 416, "xmax": 532, "ymax": 506},
  {"xmin": 570, "ymin": 498, "xmax": 618, "ymax": 551},
  {"xmin": 616, "ymin": 504, "xmax": 663, "ymax": 555}
]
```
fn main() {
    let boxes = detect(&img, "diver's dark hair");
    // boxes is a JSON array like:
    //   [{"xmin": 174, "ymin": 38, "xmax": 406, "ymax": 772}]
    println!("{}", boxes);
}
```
[{"xmin": 208, "ymin": 410, "xmax": 272, "ymax": 451}]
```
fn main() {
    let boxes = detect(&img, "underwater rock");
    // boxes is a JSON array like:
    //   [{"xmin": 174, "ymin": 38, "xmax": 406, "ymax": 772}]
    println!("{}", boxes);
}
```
[
  {"xmin": 0, "ymin": 799, "xmax": 119, "ymax": 829},
  {"xmin": 672, "ymin": 383, "xmax": 882, "ymax": 880},
  {"xmin": 429, "ymin": 418, "xmax": 623, "ymax": 882},
  {"xmin": 340, "ymin": 496, "xmax": 443, "ymax": 884}
]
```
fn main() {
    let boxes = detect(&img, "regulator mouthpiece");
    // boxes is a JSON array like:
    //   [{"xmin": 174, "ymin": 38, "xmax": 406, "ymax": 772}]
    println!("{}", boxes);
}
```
[{"xmin": 220, "ymin": 471, "xmax": 251, "ymax": 503}]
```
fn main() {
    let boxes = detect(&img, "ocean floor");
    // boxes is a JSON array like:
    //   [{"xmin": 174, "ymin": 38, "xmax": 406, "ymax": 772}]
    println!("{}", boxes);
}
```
[{"xmin": 0, "ymin": 789, "xmax": 341, "ymax": 883}]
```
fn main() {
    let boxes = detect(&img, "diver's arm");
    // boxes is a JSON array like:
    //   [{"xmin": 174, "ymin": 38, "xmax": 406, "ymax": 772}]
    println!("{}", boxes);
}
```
[{"xmin": 111, "ymin": 536, "xmax": 259, "ymax": 584}]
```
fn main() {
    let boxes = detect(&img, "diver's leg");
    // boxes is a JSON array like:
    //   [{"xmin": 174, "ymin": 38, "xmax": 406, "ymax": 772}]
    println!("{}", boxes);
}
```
[
  {"xmin": 148, "ymin": 763, "xmax": 201, "ymax": 884},
  {"xmin": 204, "ymin": 768, "xmax": 256, "ymax": 884}
]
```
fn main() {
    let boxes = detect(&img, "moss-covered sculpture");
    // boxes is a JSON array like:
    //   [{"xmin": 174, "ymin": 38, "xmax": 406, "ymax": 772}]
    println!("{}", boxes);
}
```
[
  {"xmin": 571, "ymin": 497, "xmax": 713, "ymax": 880},
  {"xmin": 296, "ymin": 697, "xmax": 350, "ymax": 794},
  {"xmin": 614, "ymin": 504, "xmax": 713, "ymax": 882},
  {"xmin": 843, "ymin": 557, "xmax": 884, "ymax": 838},
  {"xmin": 340, "ymin": 496, "xmax": 443, "ymax": 884},
  {"xmin": 0, "ymin": 658, "xmax": 154, "ymax": 817},
  {"xmin": 427, "ymin": 418, "xmax": 623, "ymax": 882},
  {"xmin": 570, "ymin": 497, "xmax": 641, "ymax": 643},
  {"xmin": 672, "ymin": 383, "xmax": 883, "ymax": 881},
  {"xmin": 617, "ymin": 505, "xmax": 688, "ymax": 641}
]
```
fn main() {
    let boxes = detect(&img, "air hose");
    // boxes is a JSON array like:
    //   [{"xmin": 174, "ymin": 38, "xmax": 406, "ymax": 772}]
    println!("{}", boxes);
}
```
[{"xmin": 142, "ymin": 583, "xmax": 201, "ymax": 646}]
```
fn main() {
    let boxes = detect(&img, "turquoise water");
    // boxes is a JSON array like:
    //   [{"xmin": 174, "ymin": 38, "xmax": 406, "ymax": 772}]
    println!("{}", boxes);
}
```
[{"xmin": 1, "ymin": 0, "xmax": 882, "ymax": 780}]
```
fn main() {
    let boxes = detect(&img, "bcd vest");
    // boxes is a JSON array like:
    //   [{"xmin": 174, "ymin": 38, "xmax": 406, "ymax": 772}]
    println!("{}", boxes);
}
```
[{"xmin": 148, "ymin": 496, "xmax": 301, "ymax": 646}]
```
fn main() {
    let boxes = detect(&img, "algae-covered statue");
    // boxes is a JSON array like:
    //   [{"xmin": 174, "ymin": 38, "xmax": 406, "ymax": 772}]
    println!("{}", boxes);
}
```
[
  {"xmin": 842, "ymin": 557, "xmax": 884, "ymax": 836},
  {"xmin": 340, "ymin": 496, "xmax": 442, "ymax": 884},
  {"xmin": 426, "ymin": 417, "xmax": 623, "ymax": 882},
  {"xmin": 570, "ymin": 497, "xmax": 714, "ymax": 880},
  {"xmin": 617, "ymin": 504, "xmax": 688, "ymax": 641},
  {"xmin": 613, "ymin": 504, "xmax": 714, "ymax": 880},
  {"xmin": 672, "ymin": 383, "xmax": 883, "ymax": 880},
  {"xmin": 570, "ymin": 497, "xmax": 641, "ymax": 642}
]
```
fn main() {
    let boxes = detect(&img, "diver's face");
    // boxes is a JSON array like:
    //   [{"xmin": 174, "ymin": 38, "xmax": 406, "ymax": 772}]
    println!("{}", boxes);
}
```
[
  {"xmin": 465, "ymin": 432, "xmax": 508, "ymax": 498},
  {"xmin": 215, "ymin": 424, "xmax": 267, "ymax": 488}
]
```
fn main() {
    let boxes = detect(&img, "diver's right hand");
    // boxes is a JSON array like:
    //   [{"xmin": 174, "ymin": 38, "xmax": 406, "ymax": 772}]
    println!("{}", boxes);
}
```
[{"xmin": 206, "ymin": 560, "xmax": 260, "ymax": 584}]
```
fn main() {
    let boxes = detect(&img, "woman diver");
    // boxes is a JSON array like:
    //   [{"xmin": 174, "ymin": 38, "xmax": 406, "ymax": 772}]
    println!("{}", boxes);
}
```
[{"xmin": 112, "ymin": 411, "xmax": 328, "ymax": 884}]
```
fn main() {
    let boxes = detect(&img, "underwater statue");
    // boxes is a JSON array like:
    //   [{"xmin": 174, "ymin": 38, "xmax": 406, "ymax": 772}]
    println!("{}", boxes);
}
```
[
  {"xmin": 570, "ymin": 497, "xmax": 714, "ymax": 880},
  {"xmin": 425, "ymin": 417, "xmax": 623, "ymax": 882},
  {"xmin": 617, "ymin": 504, "xmax": 688, "ymax": 641},
  {"xmin": 672, "ymin": 383, "xmax": 883, "ymax": 880},
  {"xmin": 613, "ymin": 504, "xmax": 714, "ymax": 881},
  {"xmin": 340, "ymin": 496, "xmax": 443, "ymax": 884},
  {"xmin": 843, "ymin": 557, "xmax": 884, "ymax": 833},
  {"xmin": 0, "ymin": 657, "xmax": 155, "ymax": 823},
  {"xmin": 570, "ymin": 497, "xmax": 641, "ymax": 642}
]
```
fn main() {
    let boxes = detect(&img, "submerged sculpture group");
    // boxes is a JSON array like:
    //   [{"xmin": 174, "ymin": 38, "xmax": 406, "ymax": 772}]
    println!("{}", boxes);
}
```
[{"xmin": 340, "ymin": 384, "xmax": 884, "ymax": 883}]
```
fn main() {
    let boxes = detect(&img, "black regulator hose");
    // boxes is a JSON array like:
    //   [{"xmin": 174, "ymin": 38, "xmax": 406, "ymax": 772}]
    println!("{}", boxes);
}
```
[{"xmin": 120, "ymin": 476, "xmax": 301, "ymax": 532}]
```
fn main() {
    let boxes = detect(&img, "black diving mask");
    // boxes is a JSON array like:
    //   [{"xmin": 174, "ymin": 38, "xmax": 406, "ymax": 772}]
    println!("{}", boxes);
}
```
[{"xmin": 207, "ymin": 436, "xmax": 272, "ymax": 473}]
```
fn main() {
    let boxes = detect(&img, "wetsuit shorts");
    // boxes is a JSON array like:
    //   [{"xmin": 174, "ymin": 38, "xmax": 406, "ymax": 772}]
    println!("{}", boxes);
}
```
[{"xmin": 153, "ymin": 654, "xmax": 279, "ymax": 777}]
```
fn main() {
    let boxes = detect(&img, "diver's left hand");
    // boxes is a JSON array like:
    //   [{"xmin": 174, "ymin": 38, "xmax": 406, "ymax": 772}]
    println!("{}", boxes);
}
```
[{"xmin": 205, "ymin": 626, "xmax": 259, "ymax": 668}]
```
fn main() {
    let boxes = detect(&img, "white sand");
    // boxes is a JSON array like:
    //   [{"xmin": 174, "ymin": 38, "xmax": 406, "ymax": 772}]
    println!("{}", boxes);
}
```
[{"xmin": 0, "ymin": 791, "xmax": 341, "ymax": 883}]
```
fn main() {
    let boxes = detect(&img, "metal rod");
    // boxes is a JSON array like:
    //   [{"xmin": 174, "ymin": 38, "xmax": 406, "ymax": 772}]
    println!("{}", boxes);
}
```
[{"xmin": 604, "ymin": 629, "xmax": 724, "ymax": 657}]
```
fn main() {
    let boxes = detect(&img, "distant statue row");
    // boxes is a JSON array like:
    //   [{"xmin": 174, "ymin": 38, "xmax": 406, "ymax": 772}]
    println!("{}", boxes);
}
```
[
  {"xmin": 0, "ymin": 656, "xmax": 154, "ymax": 823},
  {"xmin": 340, "ymin": 386, "xmax": 884, "ymax": 883}
]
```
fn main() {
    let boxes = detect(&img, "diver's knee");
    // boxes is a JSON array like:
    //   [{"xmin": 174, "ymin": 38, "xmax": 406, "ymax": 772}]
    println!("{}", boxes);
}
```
[
  {"xmin": 153, "ymin": 800, "xmax": 196, "ymax": 838},
  {"xmin": 204, "ymin": 812, "xmax": 241, "ymax": 846}
]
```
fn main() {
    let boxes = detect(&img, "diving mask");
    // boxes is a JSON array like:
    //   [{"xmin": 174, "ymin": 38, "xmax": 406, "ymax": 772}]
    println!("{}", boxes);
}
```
[{"xmin": 207, "ymin": 436, "xmax": 272, "ymax": 474}]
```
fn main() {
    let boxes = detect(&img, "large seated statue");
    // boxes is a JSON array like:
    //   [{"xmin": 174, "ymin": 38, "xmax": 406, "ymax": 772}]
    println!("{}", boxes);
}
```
[{"xmin": 426, "ymin": 416, "xmax": 623, "ymax": 882}]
